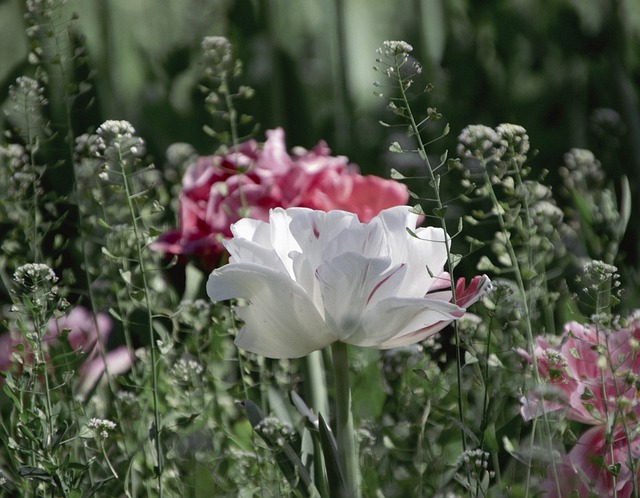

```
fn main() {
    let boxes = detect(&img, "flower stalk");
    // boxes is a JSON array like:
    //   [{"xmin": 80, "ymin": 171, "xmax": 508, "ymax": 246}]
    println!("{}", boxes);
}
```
[{"xmin": 331, "ymin": 341, "xmax": 360, "ymax": 498}]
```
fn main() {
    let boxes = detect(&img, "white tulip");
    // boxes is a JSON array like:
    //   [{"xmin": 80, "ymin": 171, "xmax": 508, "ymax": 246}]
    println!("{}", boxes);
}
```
[{"xmin": 207, "ymin": 206, "xmax": 489, "ymax": 358}]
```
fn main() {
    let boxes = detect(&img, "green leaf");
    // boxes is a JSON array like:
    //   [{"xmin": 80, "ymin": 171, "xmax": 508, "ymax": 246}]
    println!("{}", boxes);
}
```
[
  {"xmin": 119, "ymin": 269, "xmax": 132, "ymax": 285},
  {"xmin": 184, "ymin": 262, "xmax": 205, "ymax": 302},
  {"xmin": 100, "ymin": 247, "xmax": 119, "ymax": 260},
  {"xmin": 389, "ymin": 141, "xmax": 403, "ymax": 153},
  {"xmin": 18, "ymin": 466, "xmax": 52, "ymax": 482},
  {"xmin": 318, "ymin": 413, "xmax": 348, "ymax": 498},
  {"xmin": 2, "ymin": 384, "xmax": 22, "ymax": 412},
  {"xmin": 410, "ymin": 204, "xmax": 425, "ymax": 216},
  {"xmin": 97, "ymin": 218, "xmax": 111, "ymax": 229},
  {"xmin": 240, "ymin": 400, "xmax": 320, "ymax": 498},
  {"xmin": 433, "ymin": 206, "xmax": 447, "ymax": 218},
  {"xmin": 464, "ymin": 351, "xmax": 479, "ymax": 366},
  {"xmin": 390, "ymin": 168, "xmax": 406, "ymax": 179},
  {"xmin": 616, "ymin": 175, "xmax": 631, "ymax": 238},
  {"xmin": 81, "ymin": 476, "xmax": 116, "ymax": 498}
]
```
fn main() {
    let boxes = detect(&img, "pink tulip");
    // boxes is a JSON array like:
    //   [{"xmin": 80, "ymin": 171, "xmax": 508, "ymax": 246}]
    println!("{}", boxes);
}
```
[
  {"xmin": 153, "ymin": 128, "xmax": 409, "ymax": 267},
  {"xmin": 518, "ymin": 319, "xmax": 640, "ymax": 425},
  {"xmin": 520, "ymin": 316, "xmax": 640, "ymax": 496},
  {"xmin": 542, "ymin": 425, "xmax": 640, "ymax": 498}
]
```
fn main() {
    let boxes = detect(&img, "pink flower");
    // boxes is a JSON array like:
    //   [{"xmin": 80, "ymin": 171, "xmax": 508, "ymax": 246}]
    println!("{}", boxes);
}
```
[
  {"xmin": 0, "ymin": 307, "xmax": 133, "ymax": 393},
  {"xmin": 49, "ymin": 306, "xmax": 113, "ymax": 353},
  {"xmin": 541, "ymin": 425, "xmax": 640, "ymax": 498},
  {"xmin": 520, "ymin": 316, "xmax": 640, "ymax": 496},
  {"xmin": 153, "ymin": 128, "xmax": 409, "ymax": 267},
  {"xmin": 0, "ymin": 333, "xmax": 29, "ymax": 376},
  {"xmin": 518, "ymin": 319, "xmax": 640, "ymax": 425},
  {"xmin": 49, "ymin": 307, "xmax": 133, "ymax": 394},
  {"xmin": 77, "ymin": 346, "xmax": 133, "ymax": 395}
]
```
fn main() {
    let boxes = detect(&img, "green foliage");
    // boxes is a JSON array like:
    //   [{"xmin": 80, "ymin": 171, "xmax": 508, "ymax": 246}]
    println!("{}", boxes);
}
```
[{"xmin": 0, "ymin": 1, "xmax": 639, "ymax": 497}]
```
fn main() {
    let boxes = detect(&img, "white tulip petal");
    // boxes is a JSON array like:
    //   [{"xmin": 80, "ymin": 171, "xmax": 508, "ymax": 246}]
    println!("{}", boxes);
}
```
[
  {"xmin": 374, "ymin": 320, "xmax": 452, "ymax": 349},
  {"xmin": 224, "ymin": 237, "xmax": 289, "ymax": 274},
  {"xmin": 348, "ymin": 296, "xmax": 463, "ymax": 348},
  {"xmin": 207, "ymin": 264, "xmax": 333, "ymax": 358},
  {"xmin": 289, "ymin": 251, "xmax": 324, "ymax": 313},
  {"xmin": 267, "ymin": 208, "xmax": 304, "ymax": 276},
  {"xmin": 289, "ymin": 209, "xmax": 360, "ymax": 267},
  {"xmin": 229, "ymin": 216, "xmax": 264, "ymax": 241},
  {"xmin": 315, "ymin": 252, "xmax": 394, "ymax": 340},
  {"xmin": 376, "ymin": 208, "xmax": 449, "ymax": 297}
]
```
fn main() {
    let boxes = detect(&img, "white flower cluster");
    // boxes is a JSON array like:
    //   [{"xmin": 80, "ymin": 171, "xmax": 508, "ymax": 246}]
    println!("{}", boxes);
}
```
[
  {"xmin": 11, "ymin": 263, "xmax": 67, "ymax": 315},
  {"xmin": 374, "ymin": 40, "xmax": 421, "ymax": 81},
  {"xmin": 544, "ymin": 349, "xmax": 569, "ymax": 383},
  {"xmin": 97, "ymin": 120, "xmax": 136, "ymax": 141},
  {"xmin": 11, "ymin": 76, "xmax": 47, "ymax": 103},
  {"xmin": 74, "ymin": 133, "xmax": 102, "ymax": 160},
  {"xmin": 8, "ymin": 76, "xmax": 48, "ymax": 116},
  {"xmin": 496, "ymin": 123, "xmax": 530, "ymax": 160},
  {"xmin": 201, "ymin": 36, "xmax": 234, "ymax": 71},
  {"xmin": 379, "ymin": 40, "xmax": 414, "ymax": 57},
  {"xmin": 95, "ymin": 120, "xmax": 145, "ymax": 173},
  {"xmin": 457, "ymin": 123, "xmax": 531, "ymax": 168},
  {"xmin": 581, "ymin": 260, "xmax": 619, "ymax": 291},
  {"xmin": 13, "ymin": 263, "xmax": 58, "ymax": 289},
  {"xmin": 382, "ymin": 344, "xmax": 424, "ymax": 381},
  {"xmin": 457, "ymin": 448, "xmax": 495, "ymax": 479},
  {"xmin": 88, "ymin": 417, "xmax": 117, "ymax": 439},
  {"xmin": 0, "ymin": 144, "xmax": 29, "ymax": 170},
  {"xmin": 560, "ymin": 148, "xmax": 605, "ymax": 189},
  {"xmin": 170, "ymin": 357, "xmax": 205, "ymax": 384},
  {"xmin": 25, "ymin": 0, "xmax": 64, "ymax": 14},
  {"xmin": 530, "ymin": 200, "xmax": 564, "ymax": 235},
  {"xmin": 254, "ymin": 417, "xmax": 294, "ymax": 447},
  {"xmin": 457, "ymin": 125, "xmax": 502, "ymax": 160}
]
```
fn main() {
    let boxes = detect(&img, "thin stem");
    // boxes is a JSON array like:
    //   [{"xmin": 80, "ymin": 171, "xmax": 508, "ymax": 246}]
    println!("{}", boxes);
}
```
[
  {"xmin": 331, "ymin": 341, "xmax": 360, "ymax": 498},
  {"xmin": 221, "ymin": 72, "xmax": 239, "ymax": 154},
  {"xmin": 480, "ymin": 167, "xmax": 560, "ymax": 497},
  {"xmin": 119, "ymin": 152, "xmax": 163, "ymax": 497},
  {"xmin": 99, "ymin": 439, "xmax": 119, "ymax": 479},
  {"xmin": 393, "ymin": 57, "xmax": 467, "ymax": 453}
]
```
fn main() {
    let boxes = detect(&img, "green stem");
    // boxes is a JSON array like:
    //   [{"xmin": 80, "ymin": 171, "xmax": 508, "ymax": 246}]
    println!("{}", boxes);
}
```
[
  {"xmin": 120, "ymin": 153, "xmax": 163, "ymax": 497},
  {"xmin": 331, "ymin": 341, "xmax": 360, "ymax": 498},
  {"xmin": 305, "ymin": 350, "xmax": 330, "ymax": 495},
  {"xmin": 306, "ymin": 350, "xmax": 330, "ymax": 417},
  {"xmin": 394, "ymin": 57, "xmax": 467, "ymax": 453},
  {"xmin": 480, "ymin": 167, "xmax": 560, "ymax": 497}
]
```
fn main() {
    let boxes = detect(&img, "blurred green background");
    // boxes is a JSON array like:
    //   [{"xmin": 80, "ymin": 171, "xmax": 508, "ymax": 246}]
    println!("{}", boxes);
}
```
[{"xmin": 2, "ymin": 0, "xmax": 640, "ymax": 257}]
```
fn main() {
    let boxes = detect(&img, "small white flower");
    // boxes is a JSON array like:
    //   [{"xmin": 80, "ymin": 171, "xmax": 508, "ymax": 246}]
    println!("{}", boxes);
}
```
[
  {"xmin": 88, "ymin": 418, "xmax": 117, "ymax": 439},
  {"xmin": 170, "ymin": 357, "xmax": 205, "ymax": 383},
  {"xmin": 13, "ymin": 263, "xmax": 59, "ymax": 292},
  {"xmin": 201, "ymin": 36, "xmax": 234, "ymax": 69},
  {"xmin": 96, "ymin": 120, "xmax": 145, "ymax": 161},
  {"xmin": 496, "ymin": 123, "xmax": 530, "ymax": 159},
  {"xmin": 457, "ymin": 125, "xmax": 502, "ymax": 160},
  {"xmin": 382, "ymin": 40, "xmax": 414, "ymax": 55}
]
